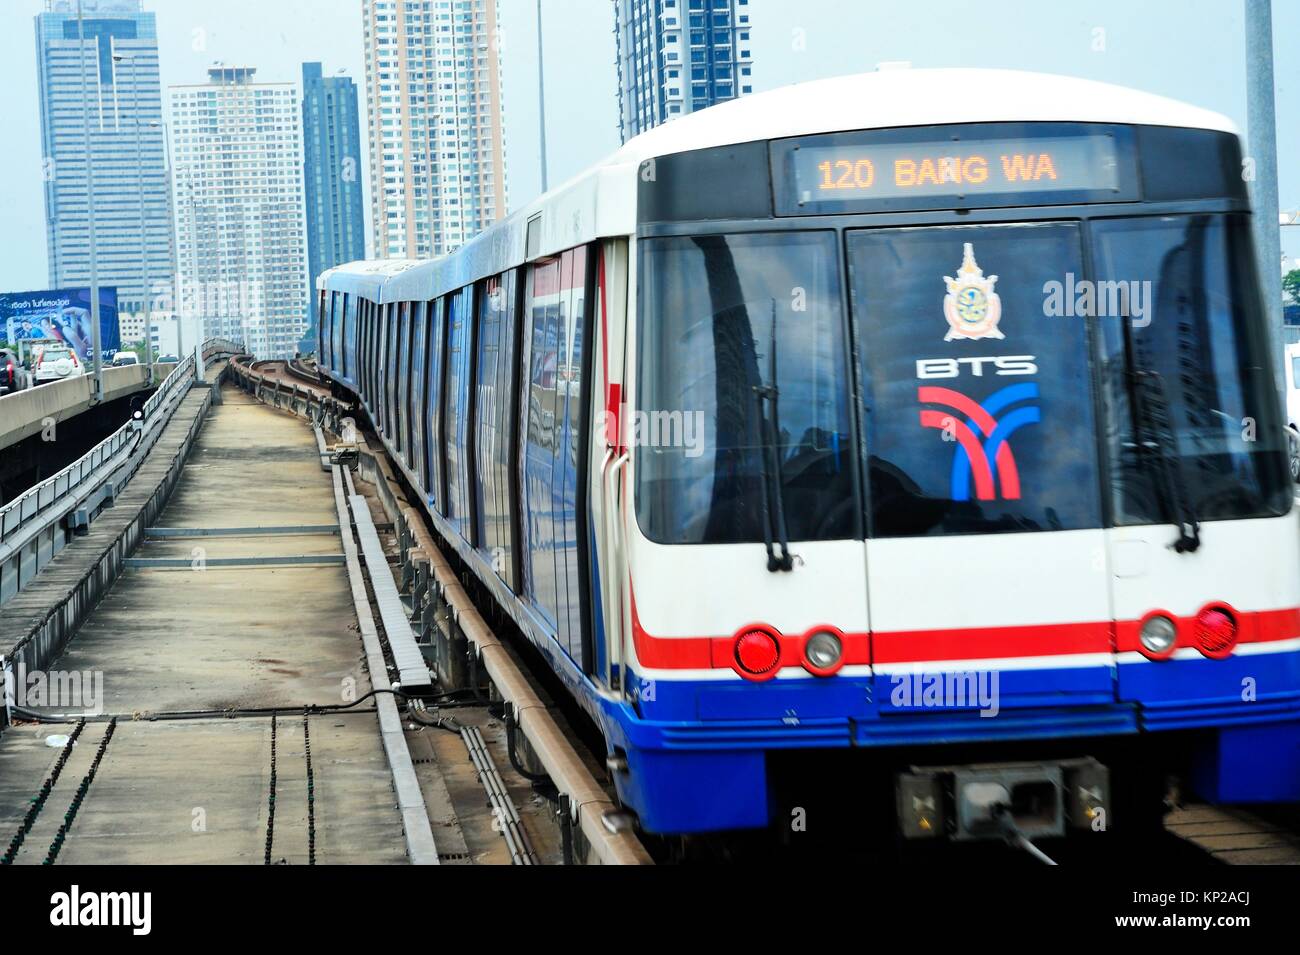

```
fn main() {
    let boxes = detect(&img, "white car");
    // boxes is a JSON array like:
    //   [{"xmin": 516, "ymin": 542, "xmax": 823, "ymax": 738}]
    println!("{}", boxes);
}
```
[
  {"xmin": 111, "ymin": 351, "xmax": 140, "ymax": 367},
  {"xmin": 1285, "ymin": 343, "xmax": 1300, "ymax": 482},
  {"xmin": 32, "ymin": 344, "xmax": 84, "ymax": 384}
]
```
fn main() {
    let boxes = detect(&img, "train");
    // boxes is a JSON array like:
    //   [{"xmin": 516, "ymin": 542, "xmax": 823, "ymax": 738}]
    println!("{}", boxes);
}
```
[{"xmin": 317, "ymin": 68, "xmax": 1300, "ymax": 843}]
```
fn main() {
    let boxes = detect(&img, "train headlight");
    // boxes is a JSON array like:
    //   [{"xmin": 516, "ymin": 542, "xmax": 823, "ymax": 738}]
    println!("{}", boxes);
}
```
[
  {"xmin": 803, "ymin": 629, "xmax": 844, "ymax": 675},
  {"xmin": 1194, "ymin": 607, "xmax": 1238, "ymax": 659},
  {"xmin": 1138, "ymin": 614, "xmax": 1177, "ymax": 659}
]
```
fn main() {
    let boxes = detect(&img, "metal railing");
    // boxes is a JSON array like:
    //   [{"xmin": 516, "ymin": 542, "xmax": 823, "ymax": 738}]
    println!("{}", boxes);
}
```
[{"xmin": 0, "ymin": 339, "xmax": 242, "ymax": 605}]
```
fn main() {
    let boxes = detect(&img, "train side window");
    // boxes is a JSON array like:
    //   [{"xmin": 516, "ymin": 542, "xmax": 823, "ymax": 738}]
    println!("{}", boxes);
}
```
[
  {"xmin": 360, "ymin": 301, "xmax": 371, "ymax": 407},
  {"xmin": 333, "ymin": 292, "xmax": 346, "ymax": 375},
  {"xmin": 396, "ymin": 302, "xmax": 410, "ymax": 460},
  {"xmin": 411, "ymin": 300, "xmax": 428, "ymax": 492},
  {"xmin": 322, "ymin": 292, "xmax": 334, "ymax": 371},
  {"xmin": 405, "ymin": 302, "xmax": 418, "ymax": 461},
  {"xmin": 520, "ymin": 248, "xmax": 589, "ymax": 660},
  {"xmin": 386, "ymin": 303, "xmax": 400, "ymax": 444},
  {"xmin": 339, "ymin": 294, "xmax": 349, "ymax": 380},
  {"xmin": 317, "ymin": 290, "xmax": 328, "ymax": 365},
  {"xmin": 426, "ymin": 297, "xmax": 447, "ymax": 512},
  {"xmin": 378, "ymin": 303, "xmax": 391, "ymax": 437},
  {"xmin": 473, "ymin": 271, "xmax": 518, "ymax": 587},
  {"xmin": 444, "ymin": 285, "xmax": 475, "ymax": 541},
  {"xmin": 345, "ymin": 294, "xmax": 358, "ymax": 382}
]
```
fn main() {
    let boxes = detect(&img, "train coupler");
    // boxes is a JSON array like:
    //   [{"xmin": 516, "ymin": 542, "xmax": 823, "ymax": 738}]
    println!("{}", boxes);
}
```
[{"xmin": 896, "ymin": 757, "xmax": 1109, "ymax": 841}]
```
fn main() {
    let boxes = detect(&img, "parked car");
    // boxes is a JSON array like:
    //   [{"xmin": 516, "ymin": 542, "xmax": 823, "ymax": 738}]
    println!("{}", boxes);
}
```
[
  {"xmin": 0, "ymin": 348, "xmax": 27, "ymax": 395},
  {"xmin": 111, "ymin": 351, "xmax": 140, "ymax": 367},
  {"xmin": 32, "ymin": 344, "xmax": 83, "ymax": 384},
  {"xmin": 1286, "ymin": 343, "xmax": 1300, "ymax": 482}
]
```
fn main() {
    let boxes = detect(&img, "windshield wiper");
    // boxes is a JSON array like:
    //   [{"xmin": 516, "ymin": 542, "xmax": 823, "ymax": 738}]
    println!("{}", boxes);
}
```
[
  {"xmin": 1120, "ymin": 310, "xmax": 1201, "ymax": 553},
  {"xmin": 754, "ymin": 302, "xmax": 794, "ymax": 572}
]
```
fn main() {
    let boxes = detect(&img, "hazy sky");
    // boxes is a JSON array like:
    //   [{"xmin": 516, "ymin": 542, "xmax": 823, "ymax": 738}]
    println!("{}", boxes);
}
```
[{"xmin": 1, "ymin": 0, "xmax": 1296, "ymax": 291}]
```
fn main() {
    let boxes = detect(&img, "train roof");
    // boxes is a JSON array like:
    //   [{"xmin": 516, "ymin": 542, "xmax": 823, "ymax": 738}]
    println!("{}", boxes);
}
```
[
  {"xmin": 611, "ymin": 68, "xmax": 1237, "ymax": 165},
  {"xmin": 318, "ymin": 258, "xmax": 424, "ymax": 300},
  {"xmin": 324, "ymin": 69, "xmax": 1237, "ymax": 305}
]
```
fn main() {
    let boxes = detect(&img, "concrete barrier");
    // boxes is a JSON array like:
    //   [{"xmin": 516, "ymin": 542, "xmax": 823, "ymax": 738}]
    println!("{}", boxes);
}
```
[{"xmin": 0, "ymin": 366, "xmax": 152, "ymax": 452}]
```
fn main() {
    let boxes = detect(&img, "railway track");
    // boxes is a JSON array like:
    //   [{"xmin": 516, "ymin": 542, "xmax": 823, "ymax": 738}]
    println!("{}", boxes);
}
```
[{"xmin": 0, "ymin": 380, "xmax": 617, "ymax": 865}]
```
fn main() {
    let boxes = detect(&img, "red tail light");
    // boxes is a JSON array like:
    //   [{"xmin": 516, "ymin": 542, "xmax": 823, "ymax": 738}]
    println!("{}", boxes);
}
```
[
  {"xmin": 1194, "ymin": 607, "xmax": 1238, "ymax": 659},
  {"xmin": 734, "ymin": 627, "xmax": 781, "ymax": 678}
]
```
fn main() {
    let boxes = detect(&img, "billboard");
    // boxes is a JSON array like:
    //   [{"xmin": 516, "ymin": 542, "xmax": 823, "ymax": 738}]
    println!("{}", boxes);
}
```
[{"xmin": 0, "ymin": 287, "xmax": 120, "ymax": 362}]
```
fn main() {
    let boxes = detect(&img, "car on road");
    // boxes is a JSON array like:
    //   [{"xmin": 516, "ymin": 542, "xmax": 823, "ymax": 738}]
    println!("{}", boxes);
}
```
[
  {"xmin": 32, "ymin": 344, "xmax": 83, "ymax": 384},
  {"xmin": 0, "ymin": 348, "xmax": 28, "ymax": 395},
  {"xmin": 1286, "ymin": 343, "xmax": 1300, "ymax": 482},
  {"xmin": 111, "ymin": 351, "xmax": 140, "ymax": 367}
]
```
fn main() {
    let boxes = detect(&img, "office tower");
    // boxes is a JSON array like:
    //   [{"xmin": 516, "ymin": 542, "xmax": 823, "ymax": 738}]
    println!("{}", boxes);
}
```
[
  {"xmin": 614, "ymin": 0, "xmax": 755, "ymax": 143},
  {"xmin": 362, "ymin": 0, "xmax": 508, "ymax": 259},
  {"xmin": 35, "ymin": 0, "xmax": 172, "ymax": 314},
  {"xmin": 170, "ymin": 66, "xmax": 309, "ymax": 359},
  {"xmin": 302, "ymin": 63, "xmax": 366, "ymax": 300}
]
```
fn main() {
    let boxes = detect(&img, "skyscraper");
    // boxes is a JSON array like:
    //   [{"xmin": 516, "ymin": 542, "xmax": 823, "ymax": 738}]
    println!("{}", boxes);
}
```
[
  {"xmin": 35, "ymin": 0, "xmax": 172, "ymax": 314},
  {"xmin": 170, "ymin": 66, "xmax": 309, "ymax": 359},
  {"xmin": 614, "ymin": 0, "xmax": 755, "ymax": 143},
  {"xmin": 302, "ymin": 62, "xmax": 365, "ymax": 349},
  {"xmin": 361, "ymin": 0, "xmax": 508, "ymax": 259}
]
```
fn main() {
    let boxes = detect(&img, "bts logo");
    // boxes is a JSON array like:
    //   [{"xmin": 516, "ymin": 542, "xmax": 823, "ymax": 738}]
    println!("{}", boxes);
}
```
[{"xmin": 918, "ymin": 383, "xmax": 1040, "ymax": 501}]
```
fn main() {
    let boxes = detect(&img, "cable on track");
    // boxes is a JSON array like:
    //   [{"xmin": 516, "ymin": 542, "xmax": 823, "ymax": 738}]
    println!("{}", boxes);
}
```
[
  {"xmin": 264, "ymin": 711, "xmax": 278, "ymax": 865},
  {"xmin": 2, "ymin": 719, "xmax": 87, "ymax": 865},
  {"xmin": 44, "ymin": 718, "xmax": 116, "ymax": 865},
  {"xmin": 303, "ymin": 711, "xmax": 316, "ymax": 865}
]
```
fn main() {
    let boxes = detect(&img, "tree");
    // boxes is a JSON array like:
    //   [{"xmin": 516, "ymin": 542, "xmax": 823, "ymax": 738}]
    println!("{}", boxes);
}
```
[{"xmin": 1285, "ymin": 268, "xmax": 1300, "ymax": 306}]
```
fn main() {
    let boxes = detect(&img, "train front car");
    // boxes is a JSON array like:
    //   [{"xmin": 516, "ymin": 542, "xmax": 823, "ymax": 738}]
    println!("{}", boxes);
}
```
[{"xmin": 610, "ymin": 70, "xmax": 1300, "ymax": 840}]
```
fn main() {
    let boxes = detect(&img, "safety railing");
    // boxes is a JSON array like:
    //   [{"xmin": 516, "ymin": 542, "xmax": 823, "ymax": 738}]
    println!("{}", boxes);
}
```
[
  {"xmin": 0, "ymin": 338, "xmax": 243, "ymax": 605},
  {"xmin": 228, "ymin": 356, "xmax": 351, "ymax": 434}
]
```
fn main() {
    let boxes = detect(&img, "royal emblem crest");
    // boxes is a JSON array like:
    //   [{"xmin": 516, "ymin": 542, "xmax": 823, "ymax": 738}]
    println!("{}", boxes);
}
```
[{"xmin": 943, "ymin": 242, "xmax": 1004, "ymax": 341}]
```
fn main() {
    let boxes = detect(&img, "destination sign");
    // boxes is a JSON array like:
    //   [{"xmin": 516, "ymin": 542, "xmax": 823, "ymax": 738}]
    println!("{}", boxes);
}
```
[{"xmin": 791, "ymin": 134, "xmax": 1121, "ymax": 204}]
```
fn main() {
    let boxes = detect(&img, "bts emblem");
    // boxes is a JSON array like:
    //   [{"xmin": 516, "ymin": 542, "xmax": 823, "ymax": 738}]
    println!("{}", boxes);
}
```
[{"xmin": 943, "ymin": 242, "xmax": 1004, "ymax": 341}]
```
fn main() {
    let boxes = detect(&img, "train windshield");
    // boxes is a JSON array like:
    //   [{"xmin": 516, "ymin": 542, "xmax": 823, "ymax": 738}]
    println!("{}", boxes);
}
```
[
  {"xmin": 636, "ymin": 215, "xmax": 1287, "ymax": 543},
  {"xmin": 635, "ymin": 232, "xmax": 856, "ymax": 545},
  {"xmin": 850, "ymin": 222, "xmax": 1102, "ymax": 536},
  {"xmin": 1092, "ymin": 214, "xmax": 1290, "ymax": 525}
]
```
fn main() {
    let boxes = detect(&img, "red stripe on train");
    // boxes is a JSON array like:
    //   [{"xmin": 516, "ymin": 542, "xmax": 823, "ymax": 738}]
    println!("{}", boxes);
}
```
[{"xmin": 626, "ymin": 586, "xmax": 1300, "ymax": 671}]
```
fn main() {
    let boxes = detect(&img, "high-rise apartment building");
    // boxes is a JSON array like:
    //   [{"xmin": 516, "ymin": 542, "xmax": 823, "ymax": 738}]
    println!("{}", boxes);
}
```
[
  {"xmin": 35, "ymin": 0, "xmax": 172, "ymax": 314},
  {"xmin": 302, "ymin": 63, "xmax": 366, "ymax": 293},
  {"xmin": 361, "ymin": 0, "xmax": 508, "ymax": 259},
  {"xmin": 170, "ymin": 66, "xmax": 309, "ymax": 359},
  {"xmin": 614, "ymin": 0, "xmax": 755, "ymax": 143}
]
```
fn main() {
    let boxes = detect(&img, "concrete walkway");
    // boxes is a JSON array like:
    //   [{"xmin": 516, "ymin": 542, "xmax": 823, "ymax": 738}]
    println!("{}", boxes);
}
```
[{"xmin": 0, "ymin": 385, "xmax": 407, "ymax": 864}]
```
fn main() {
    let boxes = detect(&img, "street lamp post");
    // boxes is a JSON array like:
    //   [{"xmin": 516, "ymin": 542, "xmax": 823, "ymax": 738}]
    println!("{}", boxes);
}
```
[
  {"xmin": 1245, "ymin": 0, "xmax": 1284, "ymax": 390},
  {"xmin": 114, "ymin": 52, "xmax": 154, "ymax": 386},
  {"xmin": 76, "ymin": 0, "xmax": 103, "ymax": 402}
]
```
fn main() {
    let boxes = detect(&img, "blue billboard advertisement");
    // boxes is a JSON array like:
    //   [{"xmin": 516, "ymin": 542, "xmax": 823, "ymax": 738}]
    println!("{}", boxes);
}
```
[{"xmin": 0, "ymin": 287, "xmax": 120, "ymax": 362}]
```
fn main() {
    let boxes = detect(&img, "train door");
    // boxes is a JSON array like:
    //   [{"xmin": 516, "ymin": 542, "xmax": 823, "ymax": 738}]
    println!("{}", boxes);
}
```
[{"xmin": 848, "ymin": 222, "xmax": 1116, "ymax": 711}]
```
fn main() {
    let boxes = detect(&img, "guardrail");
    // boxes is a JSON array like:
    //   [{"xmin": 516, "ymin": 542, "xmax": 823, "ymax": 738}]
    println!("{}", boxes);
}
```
[
  {"xmin": 0, "ymin": 338, "xmax": 243, "ymax": 605},
  {"xmin": 228, "ymin": 356, "xmax": 351, "ymax": 433}
]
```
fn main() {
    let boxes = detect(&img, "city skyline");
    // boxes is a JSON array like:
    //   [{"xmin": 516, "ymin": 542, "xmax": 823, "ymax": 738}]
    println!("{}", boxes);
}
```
[{"xmin": 1, "ymin": 0, "xmax": 1298, "ymax": 298}]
